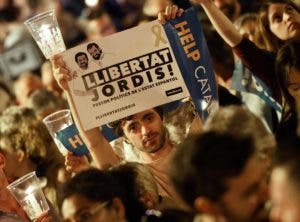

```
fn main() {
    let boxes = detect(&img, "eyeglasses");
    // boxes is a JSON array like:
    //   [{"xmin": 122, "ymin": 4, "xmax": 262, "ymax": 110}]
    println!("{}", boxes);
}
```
[{"xmin": 74, "ymin": 201, "xmax": 110, "ymax": 222}]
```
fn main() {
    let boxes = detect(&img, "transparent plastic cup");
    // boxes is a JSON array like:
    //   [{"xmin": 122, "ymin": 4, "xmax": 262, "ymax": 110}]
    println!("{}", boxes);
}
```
[
  {"xmin": 7, "ymin": 171, "xmax": 49, "ymax": 221},
  {"xmin": 42, "ymin": 109, "xmax": 72, "ymax": 156},
  {"xmin": 24, "ymin": 9, "xmax": 66, "ymax": 59}
]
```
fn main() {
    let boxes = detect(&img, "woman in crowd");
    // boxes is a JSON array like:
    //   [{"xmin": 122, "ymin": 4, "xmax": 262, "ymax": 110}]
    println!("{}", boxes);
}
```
[
  {"xmin": 160, "ymin": 0, "xmax": 300, "ymax": 138},
  {"xmin": 275, "ymin": 39, "xmax": 300, "ymax": 140},
  {"xmin": 0, "ymin": 106, "xmax": 64, "ymax": 214}
]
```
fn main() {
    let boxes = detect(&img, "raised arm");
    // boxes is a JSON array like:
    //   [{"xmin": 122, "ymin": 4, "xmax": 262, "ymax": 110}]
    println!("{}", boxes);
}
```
[
  {"xmin": 51, "ymin": 55, "xmax": 120, "ymax": 168},
  {"xmin": 158, "ymin": 2, "xmax": 242, "ymax": 47},
  {"xmin": 190, "ymin": 0, "xmax": 243, "ymax": 47}
]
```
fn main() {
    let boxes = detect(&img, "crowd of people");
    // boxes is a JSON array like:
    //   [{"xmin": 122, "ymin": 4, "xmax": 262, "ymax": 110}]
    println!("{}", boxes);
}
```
[{"xmin": 1, "ymin": 0, "xmax": 300, "ymax": 221}]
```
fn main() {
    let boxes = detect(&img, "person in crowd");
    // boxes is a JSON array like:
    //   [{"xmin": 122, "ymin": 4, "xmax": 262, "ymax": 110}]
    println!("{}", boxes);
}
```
[
  {"xmin": 84, "ymin": 8, "xmax": 117, "ymax": 40},
  {"xmin": 0, "ymin": 0, "xmax": 19, "ymax": 22},
  {"xmin": 0, "ymin": 106, "xmax": 48, "ymax": 183},
  {"xmin": 275, "ymin": 39, "xmax": 300, "ymax": 141},
  {"xmin": 234, "ymin": 13, "xmax": 264, "ymax": 47},
  {"xmin": 142, "ymin": 0, "xmax": 172, "ymax": 22},
  {"xmin": 51, "ymin": 14, "xmax": 198, "ymax": 205},
  {"xmin": 170, "ymin": 131, "xmax": 269, "ymax": 222},
  {"xmin": 212, "ymin": 0, "xmax": 241, "ymax": 21},
  {"xmin": 41, "ymin": 61, "xmax": 63, "ymax": 97},
  {"xmin": 0, "ymin": 106, "xmax": 65, "ymax": 213},
  {"xmin": 13, "ymin": 72, "xmax": 43, "ymax": 106},
  {"xmin": 110, "ymin": 162, "xmax": 160, "ymax": 209},
  {"xmin": 0, "ymin": 152, "xmax": 53, "ymax": 222},
  {"xmin": 61, "ymin": 168, "xmax": 146, "ymax": 222},
  {"xmin": 160, "ymin": 0, "xmax": 299, "ymax": 138},
  {"xmin": 103, "ymin": 0, "xmax": 147, "ymax": 30},
  {"xmin": 26, "ymin": 88, "xmax": 68, "ymax": 120},
  {"xmin": 269, "ymin": 138, "xmax": 300, "ymax": 222},
  {"xmin": 232, "ymin": 12, "xmax": 277, "ymax": 132},
  {"xmin": 203, "ymin": 105, "xmax": 276, "ymax": 170},
  {"xmin": 56, "ymin": 10, "xmax": 87, "ymax": 49},
  {"xmin": 0, "ymin": 79, "xmax": 15, "ymax": 113},
  {"xmin": 109, "ymin": 162, "xmax": 177, "ymax": 210}
]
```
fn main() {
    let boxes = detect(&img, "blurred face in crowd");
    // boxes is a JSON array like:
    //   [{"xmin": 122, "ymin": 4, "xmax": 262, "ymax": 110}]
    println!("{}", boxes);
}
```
[
  {"xmin": 15, "ymin": 73, "xmax": 43, "ymax": 106},
  {"xmin": 286, "ymin": 67, "xmax": 300, "ymax": 100},
  {"xmin": 41, "ymin": 62, "xmax": 62, "ymax": 96},
  {"xmin": 213, "ymin": 0, "xmax": 241, "ymax": 21},
  {"xmin": 214, "ymin": 155, "xmax": 269, "ymax": 222},
  {"xmin": 87, "ymin": 14, "xmax": 117, "ymax": 40},
  {"xmin": 96, "ymin": 14, "xmax": 117, "ymax": 37},
  {"xmin": 5, "ymin": 156, "xmax": 34, "ymax": 184},
  {"xmin": 121, "ymin": 109, "xmax": 167, "ymax": 154},
  {"xmin": 62, "ymin": 195, "xmax": 125, "ymax": 222},
  {"xmin": 0, "ymin": 147, "xmax": 36, "ymax": 184},
  {"xmin": 239, "ymin": 19, "xmax": 258, "ymax": 42},
  {"xmin": 268, "ymin": 3, "xmax": 300, "ymax": 41},
  {"xmin": 270, "ymin": 167, "xmax": 300, "ymax": 222},
  {"xmin": 87, "ymin": 45, "xmax": 102, "ymax": 60},
  {"xmin": 0, "ymin": 88, "xmax": 11, "ymax": 113}
]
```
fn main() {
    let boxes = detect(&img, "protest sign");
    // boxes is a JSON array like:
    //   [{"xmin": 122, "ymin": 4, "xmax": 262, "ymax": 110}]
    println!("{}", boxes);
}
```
[
  {"xmin": 163, "ymin": 7, "xmax": 218, "ymax": 120},
  {"xmin": 61, "ymin": 7, "xmax": 218, "ymax": 130},
  {"xmin": 0, "ymin": 39, "xmax": 43, "ymax": 79}
]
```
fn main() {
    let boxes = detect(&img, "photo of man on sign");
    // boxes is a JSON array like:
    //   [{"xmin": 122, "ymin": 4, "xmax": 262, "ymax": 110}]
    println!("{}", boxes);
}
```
[
  {"xmin": 74, "ymin": 52, "xmax": 89, "ymax": 70},
  {"xmin": 87, "ymin": 42, "xmax": 103, "ymax": 61}
]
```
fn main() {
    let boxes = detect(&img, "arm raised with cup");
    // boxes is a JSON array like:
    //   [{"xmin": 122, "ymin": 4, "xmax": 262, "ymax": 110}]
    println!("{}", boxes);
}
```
[{"xmin": 51, "ymin": 55, "xmax": 120, "ymax": 169}]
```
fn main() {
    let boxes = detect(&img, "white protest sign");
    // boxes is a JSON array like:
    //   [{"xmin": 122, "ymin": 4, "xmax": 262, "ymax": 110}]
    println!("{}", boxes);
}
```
[{"xmin": 62, "ymin": 20, "xmax": 190, "ymax": 130}]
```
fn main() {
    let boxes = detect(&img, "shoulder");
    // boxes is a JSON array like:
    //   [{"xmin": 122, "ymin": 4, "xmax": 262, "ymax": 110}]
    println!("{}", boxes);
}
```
[
  {"xmin": 110, "ymin": 137, "xmax": 142, "ymax": 162},
  {"xmin": 233, "ymin": 37, "xmax": 276, "ymax": 59}
]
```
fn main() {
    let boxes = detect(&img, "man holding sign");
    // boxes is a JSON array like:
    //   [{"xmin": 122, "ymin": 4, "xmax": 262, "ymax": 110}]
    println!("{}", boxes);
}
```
[{"xmin": 52, "ymin": 5, "xmax": 206, "ymax": 207}]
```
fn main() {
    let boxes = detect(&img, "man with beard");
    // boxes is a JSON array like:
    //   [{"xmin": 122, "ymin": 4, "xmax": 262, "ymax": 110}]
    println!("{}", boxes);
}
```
[
  {"xmin": 87, "ymin": 43, "xmax": 103, "ymax": 60},
  {"xmin": 52, "ymin": 55, "xmax": 193, "ymax": 206},
  {"xmin": 74, "ymin": 52, "xmax": 89, "ymax": 70},
  {"xmin": 65, "ymin": 105, "xmax": 189, "ymax": 207},
  {"xmin": 171, "ymin": 131, "xmax": 270, "ymax": 222}
]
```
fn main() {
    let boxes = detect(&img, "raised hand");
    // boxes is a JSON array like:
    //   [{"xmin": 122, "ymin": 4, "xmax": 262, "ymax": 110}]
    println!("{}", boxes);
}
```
[
  {"xmin": 158, "ymin": 5, "xmax": 184, "ymax": 24},
  {"xmin": 51, "ymin": 55, "xmax": 72, "ymax": 91},
  {"xmin": 65, "ymin": 152, "xmax": 90, "ymax": 174}
]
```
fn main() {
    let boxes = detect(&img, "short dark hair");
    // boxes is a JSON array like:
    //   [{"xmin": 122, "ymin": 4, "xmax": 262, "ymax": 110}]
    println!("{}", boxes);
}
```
[
  {"xmin": 170, "ymin": 131, "xmax": 255, "ymax": 206},
  {"xmin": 74, "ymin": 52, "xmax": 88, "ymax": 63},
  {"xmin": 107, "ymin": 106, "xmax": 164, "ymax": 136},
  {"xmin": 87, "ymin": 42, "xmax": 101, "ymax": 50},
  {"xmin": 62, "ymin": 168, "xmax": 145, "ymax": 222}
]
